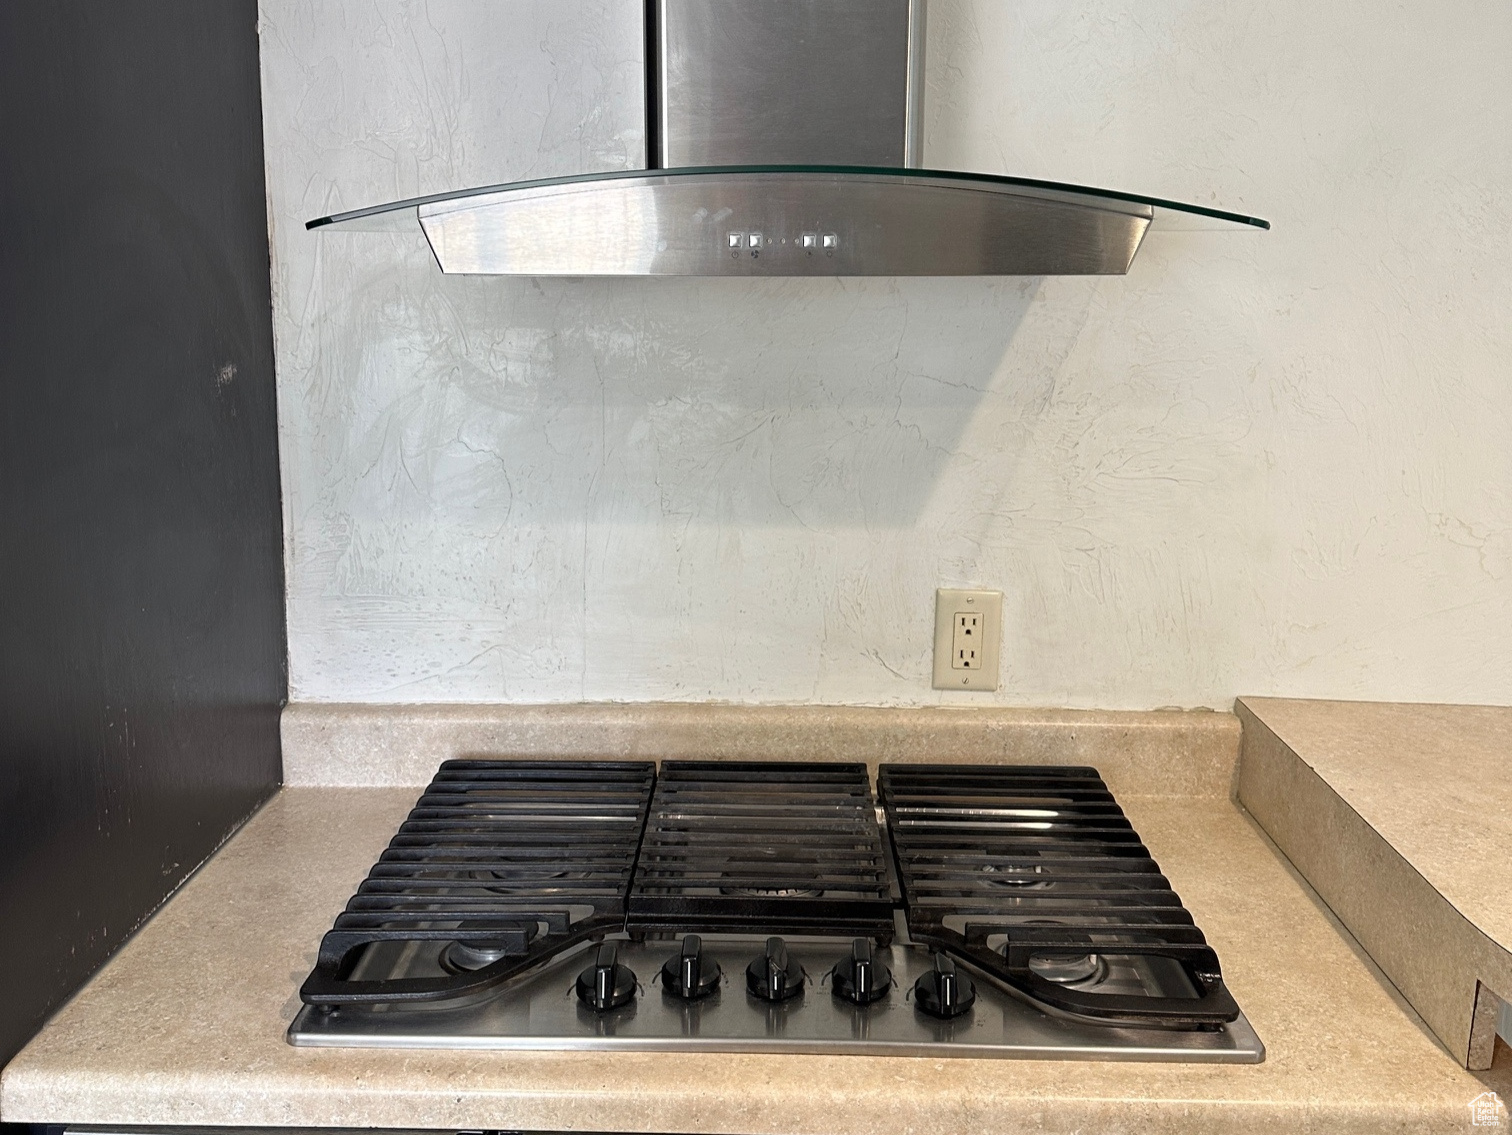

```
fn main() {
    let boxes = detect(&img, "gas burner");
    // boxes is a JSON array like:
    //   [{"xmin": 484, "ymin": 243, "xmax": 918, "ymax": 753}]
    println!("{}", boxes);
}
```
[
  {"xmin": 980, "ymin": 861, "xmax": 1050, "ymax": 889},
  {"xmin": 439, "ymin": 939, "xmax": 511, "ymax": 973},
  {"xmin": 473, "ymin": 866, "xmax": 574, "ymax": 894},
  {"xmin": 438, "ymin": 920, "xmax": 541, "ymax": 973},
  {"xmin": 717, "ymin": 847, "xmax": 826, "ymax": 899},
  {"xmin": 1016, "ymin": 915, "xmax": 1109, "ymax": 987},
  {"xmin": 622, "ymin": 762, "xmax": 894, "ymax": 938},
  {"xmin": 881, "ymin": 764, "xmax": 1247, "ymax": 1033},
  {"xmin": 721, "ymin": 882, "xmax": 826, "ymax": 898},
  {"xmin": 1028, "ymin": 952, "xmax": 1107, "ymax": 985}
]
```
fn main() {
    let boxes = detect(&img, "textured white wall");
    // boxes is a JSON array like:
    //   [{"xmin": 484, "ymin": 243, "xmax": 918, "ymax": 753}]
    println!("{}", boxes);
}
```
[{"xmin": 260, "ymin": 0, "xmax": 1512, "ymax": 708}]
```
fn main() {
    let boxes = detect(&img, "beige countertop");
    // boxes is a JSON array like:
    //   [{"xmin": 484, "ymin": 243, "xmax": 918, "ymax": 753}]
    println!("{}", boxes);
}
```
[
  {"xmin": 278, "ymin": 702, "xmax": 1244, "ymax": 797},
  {"xmin": 4, "ymin": 780, "xmax": 1507, "ymax": 1134},
  {"xmin": 1239, "ymin": 698, "xmax": 1512, "ymax": 954},
  {"xmin": 1238, "ymin": 697, "xmax": 1512, "ymax": 1071}
]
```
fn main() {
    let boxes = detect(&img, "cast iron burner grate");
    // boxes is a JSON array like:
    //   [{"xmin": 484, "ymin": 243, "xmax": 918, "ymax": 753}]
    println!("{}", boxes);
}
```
[
  {"xmin": 877, "ymin": 764, "xmax": 1240, "ymax": 1028},
  {"xmin": 626, "ymin": 761, "xmax": 894, "ymax": 940},
  {"xmin": 300, "ymin": 759, "xmax": 655, "ymax": 1005}
]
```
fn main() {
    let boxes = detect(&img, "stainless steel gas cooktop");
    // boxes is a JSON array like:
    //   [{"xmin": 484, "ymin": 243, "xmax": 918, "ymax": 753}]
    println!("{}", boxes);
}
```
[{"xmin": 288, "ymin": 760, "xmax": 1263, "ymax": 1063}]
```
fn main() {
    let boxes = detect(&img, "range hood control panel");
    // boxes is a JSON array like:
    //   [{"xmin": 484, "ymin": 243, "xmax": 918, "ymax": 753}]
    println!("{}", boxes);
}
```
[{"xmin": 727, "ymin": 230, "xmax": 840, "ymax": 260}]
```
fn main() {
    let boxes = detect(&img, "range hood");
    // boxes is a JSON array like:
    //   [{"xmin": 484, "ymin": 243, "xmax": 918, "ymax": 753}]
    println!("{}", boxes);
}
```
[{"xmin": 309, "ymin": 0, "xmax": 1268, "ymax": 276}]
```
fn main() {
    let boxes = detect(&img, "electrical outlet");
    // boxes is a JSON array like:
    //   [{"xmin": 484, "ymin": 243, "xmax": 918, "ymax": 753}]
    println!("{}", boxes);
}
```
[
  {"xmin": 952, "ymin": 610, "xmax": 983, "ymax": 670},
  {"xmin": 932, "ymin": 588, "xmax": 1002, "ymax": 690}
]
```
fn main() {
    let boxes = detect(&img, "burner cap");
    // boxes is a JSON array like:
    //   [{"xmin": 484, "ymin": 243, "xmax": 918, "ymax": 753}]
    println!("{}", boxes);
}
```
[
  {"xmin": 439, "ymin": 939, "xmax": 511, "ymax": 973},
  {"xmin": 980, "ymin": 861, "xmax": 1049, "ymax": 889},
  {"xmin": 476, "ymin": 865, "xmax": 576, "ymax": 894},
  {"xmin": 1027, "ymin": 952, "xmax": 1107, "ymax": 985},
  {"xmin": 437, "ymin": 920, "xmax": 539, "ymax": 973}
]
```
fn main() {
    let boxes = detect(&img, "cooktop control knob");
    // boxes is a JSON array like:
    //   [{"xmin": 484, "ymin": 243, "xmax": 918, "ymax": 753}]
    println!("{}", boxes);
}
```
[
  {"xmin": 661, "ymin": 934, "xmax": 721, "ymax": 999},
  {"xmin": 576, "ymin": 942, "xmax": 637, "ymax": 1011},
  {"xmin": 831, "ymin": 937, "xmax": 892, "ymax": 1005},
  {"xmin": 746, "ymin": 936, "xmax": 804, "ymax": 1001},
  {"xmin": 913, "ymin": 952, "xmax": 975, "ymax": 1018}
]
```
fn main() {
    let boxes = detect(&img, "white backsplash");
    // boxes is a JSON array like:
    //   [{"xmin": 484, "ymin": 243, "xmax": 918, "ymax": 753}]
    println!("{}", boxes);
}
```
[{"xmin": 258, "ymin": 0, "xmax": 1512, "ymax": 707}]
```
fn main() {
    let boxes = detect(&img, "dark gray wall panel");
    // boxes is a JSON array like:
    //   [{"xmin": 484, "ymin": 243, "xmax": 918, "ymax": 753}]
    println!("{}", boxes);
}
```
[{"xmin": 0, "ymin": 0, "xmax": 286, "ymax": 1071}]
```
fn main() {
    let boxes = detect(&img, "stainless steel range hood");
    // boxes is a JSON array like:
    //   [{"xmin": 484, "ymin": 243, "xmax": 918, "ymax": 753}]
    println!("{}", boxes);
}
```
[{"xmin": 308, "ymin": 0, "xmax": 1268, "ymax": 276}]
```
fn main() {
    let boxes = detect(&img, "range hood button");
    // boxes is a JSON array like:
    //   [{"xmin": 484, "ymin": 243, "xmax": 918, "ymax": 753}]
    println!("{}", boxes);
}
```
[
  {"xmin": 747, "ymin": 232, "xmax": 763, "ymax": 249},
  {"xmin": 800, "ymin": 232, "xmax": 817, "ymax": 249},
  {"xmin": 821, "ymin": 233, "xmax": 838, "ymax": 250},
  {"xmin": 728, "ymin": 232, "xmax": 744, "ymax": 249}
]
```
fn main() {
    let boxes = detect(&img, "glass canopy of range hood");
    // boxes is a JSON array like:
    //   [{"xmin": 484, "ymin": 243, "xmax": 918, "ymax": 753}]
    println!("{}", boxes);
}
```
[{"xmin": 306, "ymin": 165, "xmax": 1269, "ymax": 277}]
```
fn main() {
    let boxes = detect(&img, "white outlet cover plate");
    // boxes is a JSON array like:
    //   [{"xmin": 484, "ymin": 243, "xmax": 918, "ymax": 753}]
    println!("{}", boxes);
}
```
[{"xmin": 932, "ymin": 588, "xmax": 1002, "ymax": 691}]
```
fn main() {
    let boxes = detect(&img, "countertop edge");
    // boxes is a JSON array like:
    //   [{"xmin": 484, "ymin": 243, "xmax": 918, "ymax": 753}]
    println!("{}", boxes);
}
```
[{"xmin": 1235, "ymin": 698, "xmax": 1512, "ymax": 1070}]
